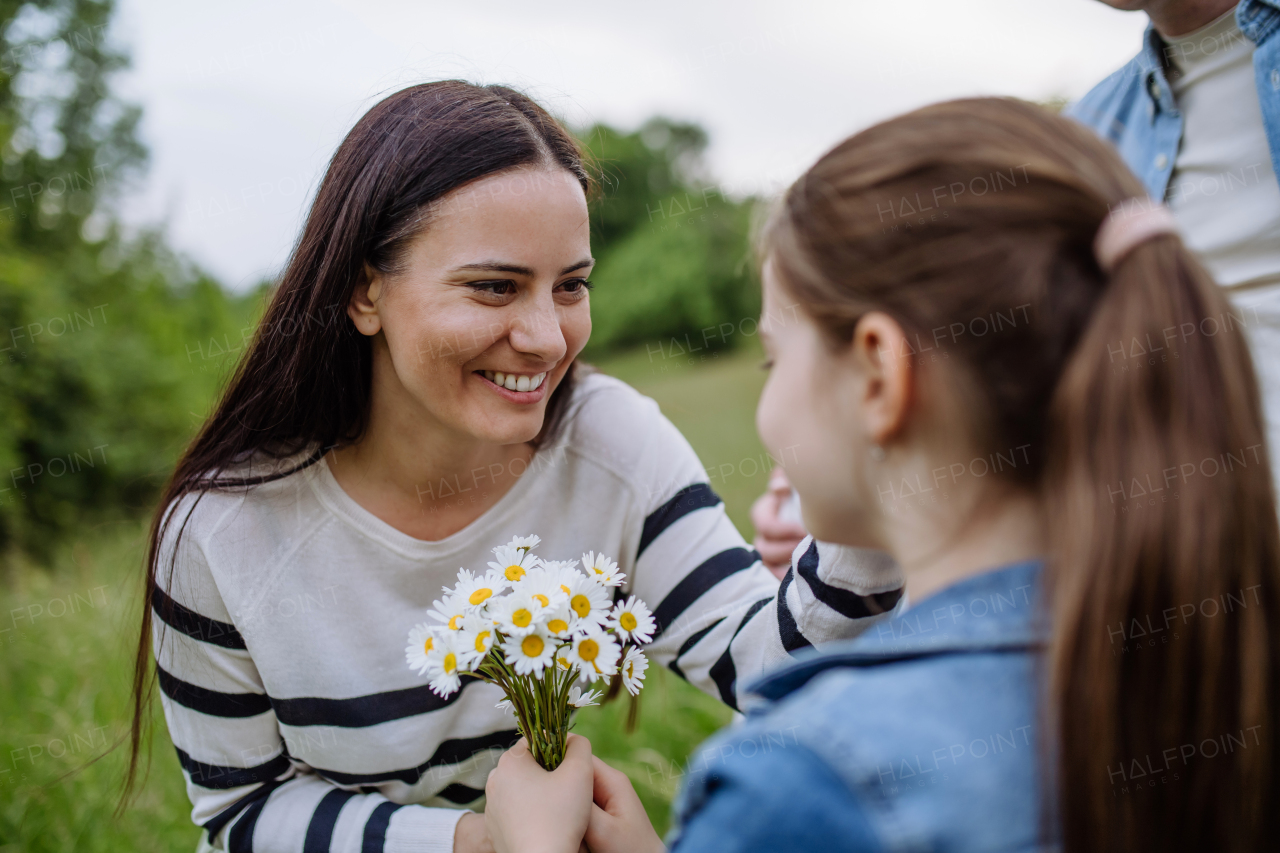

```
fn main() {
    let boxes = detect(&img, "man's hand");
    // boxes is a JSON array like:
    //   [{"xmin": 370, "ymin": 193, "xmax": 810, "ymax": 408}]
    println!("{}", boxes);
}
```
[
  {"xmin": 584, "ymin": 757, "xmax": 665, "ymax": 853},
  {"xmin": 750, "ymin": 467, "xmax": 807, "ymax": 578},
  {"xmin": 484, "ymin": 735, "xmax": 594, "ymax": 853}
]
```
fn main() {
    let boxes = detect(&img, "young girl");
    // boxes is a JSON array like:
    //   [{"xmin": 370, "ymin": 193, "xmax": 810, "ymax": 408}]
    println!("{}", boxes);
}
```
[
  {"xmin": 126, "ymin": 81, "xmax": 905, "ymax": 853},
  {"xmin": 482, "ymin": 97, "xmax": 1280, "ymax": 852}
]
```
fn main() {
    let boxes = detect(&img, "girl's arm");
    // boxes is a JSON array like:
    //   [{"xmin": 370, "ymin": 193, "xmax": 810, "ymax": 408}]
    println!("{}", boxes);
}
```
[{"xmin": 154, "ymin": 504, "xmax": 476, "ymax": 853}]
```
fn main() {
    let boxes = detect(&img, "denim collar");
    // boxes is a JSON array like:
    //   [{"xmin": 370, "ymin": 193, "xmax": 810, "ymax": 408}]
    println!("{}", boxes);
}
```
[
  {"xmin": 1134, "ymin": 1, "xmax": 1280, "ymax": 118},
  {"xmin": 749, "ymin": 560, "xmax": 1045, "ymax": 702}
]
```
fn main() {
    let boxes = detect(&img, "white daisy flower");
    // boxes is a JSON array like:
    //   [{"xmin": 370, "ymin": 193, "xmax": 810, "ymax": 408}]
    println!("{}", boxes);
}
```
[
  {"xmin": 542, "ymin": 602, "xmax": 574, "ymax": 638},
  {"xmin": 513, "ymin": 565, "xmax": 570, "ymax": 611},
  {"xmin": 426, "ymin": 594, "xmax": 468, "ymax": 631},
  {"xmin": 609, "ymin": 596, "xmax": 656, "ymax": 644},
  {"xmin": 582, "ymin": 551, "xmax": 626, "ymax": 587},
  {"xmin": 458, "ymin": 612, "xmax": 495, "ymax": 659},
  {"xmin": 448, "ymin": 568, "xmax": 507, "ymax": 610},
  {"xmin": 504, "ymin": 534, "xmax": 542, "ymax": 551},
  {"xmin": 488, "ymin": 543, "xmax": 541, "ymax": 584},
  {"xmin": 405, "ymin": 623, "xmax": 439, "ymax": 675},
  {"xmin": 489, "ymin": 592, "xmax": 548, "ymax": 637},
  {"xmin": 568, "ymin": 685, "xmax": 602, "ymax": 708},
  {"xmin": 564, "ymin": 624, "xmax": 620, "ymax": 682},
  {"xmin": 503, "ymin": 626, "xmax": 557, "ymax": 676},
  {"xmin": 620, "ymin": 646, "xmax": 649, "ymax": 696},
  {"xmin": 538, "ymin": 559, "xmax": 583, "ymax": 597},
  {"xmin": 565, "ymin": 574, "xmax": 612, "ymax": 632},
  {"xmin": 424, "ymin": 630, "xmax": 471, "ymax": 698}
]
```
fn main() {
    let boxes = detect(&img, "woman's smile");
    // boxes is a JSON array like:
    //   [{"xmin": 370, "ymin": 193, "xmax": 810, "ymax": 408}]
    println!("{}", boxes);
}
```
[{"xmin": 474, "ymin": 368, "xmax": 550, "ymax": 403}]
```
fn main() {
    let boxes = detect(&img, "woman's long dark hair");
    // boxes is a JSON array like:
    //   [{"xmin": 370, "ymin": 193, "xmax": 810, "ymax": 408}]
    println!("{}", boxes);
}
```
[
  {"xmin": 121, "ymin": 80, "xmax": 593, "ymax": 805},
  {"xmin": 764, "ymin": 98, "xmax": 1279, "ymax": 852}
]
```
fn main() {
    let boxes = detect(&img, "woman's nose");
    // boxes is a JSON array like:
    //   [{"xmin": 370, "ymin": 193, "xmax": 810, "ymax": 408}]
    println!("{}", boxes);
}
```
[{"xmin": 507, "ymin": 292, "xmax": 567, "ymax": 364}]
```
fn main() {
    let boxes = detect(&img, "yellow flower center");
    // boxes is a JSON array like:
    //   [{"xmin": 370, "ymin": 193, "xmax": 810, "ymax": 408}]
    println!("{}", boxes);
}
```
[
  {"xmin": 469, "ymin": 588, "xmax": 493, "ymax": 606},
  {"xmin": 522, "ymin": 634, "xmax": 545, "ymax": 657},
  {"xmin": 571, "ymin": 594, "xmax": 591, "ymax": 618},
  {"xmin": 578, "ymin": 638, "xmax": 599, "ymax": 662},
  {"xmin": 626, "ymin": 660, "xmax": 635, "ymax": 677},
  {"xmin": 448, "ymin": 614, "xmax": 463, "ymax": 630},
  {"xmin": 443, "ymin": 652, "xmax": 457, "ymax": 674},
  {"xmin": 512, "ymin": 609, "xmax": 532, "ymax": 628},
  {"xmin": 505, "ymin": 565, "xmax": 525, "ymax": 581},
  {"xmin": 533, "ymin": 593, "xmax": 549, "ymax": 607},
  {"xmin": 560, "ymin": 584, "xmax": 571, "ymax": 594},
  {"xmin": 475, "ymin": 631, "xmax": 490, "ymax": 653},
  {"xmin": 557, "ymin": 656, "xmax": 570, "ymax": 669},
  {"xmin": 423, "ymin": 636, "xmax": 434, "ymax": 653},
  {"xmin": 547, "ymin": 618, "xmax": 568, "ymax": 634},
  {"xmin": 619, "ymin": 612, "xmax": 637, "ymax": 631}
]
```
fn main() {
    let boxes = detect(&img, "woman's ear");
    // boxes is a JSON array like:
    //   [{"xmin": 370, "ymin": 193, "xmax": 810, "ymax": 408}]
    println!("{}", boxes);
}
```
[
  {"xmin": 347, "ymin": 263, "xmax": 385, "ymax": 336},
  {"xmin": 848, "ymin": 311, "xmax": 913, "ymax": 445}
]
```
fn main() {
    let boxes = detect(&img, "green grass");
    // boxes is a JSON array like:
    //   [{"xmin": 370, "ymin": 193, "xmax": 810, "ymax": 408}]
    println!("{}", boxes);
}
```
[{"xmin": 0, "ymin": 343, "xmax": 770, "ymax": 849}]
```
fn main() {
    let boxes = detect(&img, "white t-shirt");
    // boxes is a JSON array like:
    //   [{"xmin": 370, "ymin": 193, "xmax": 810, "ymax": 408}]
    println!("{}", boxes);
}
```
[
  {"xmin": 154, "ymin": 371, "xmax": 903, "ymax": 853},
  {"xmin": 1165, "ymin": 9, "xmax": 1280, "ymax": 487}
]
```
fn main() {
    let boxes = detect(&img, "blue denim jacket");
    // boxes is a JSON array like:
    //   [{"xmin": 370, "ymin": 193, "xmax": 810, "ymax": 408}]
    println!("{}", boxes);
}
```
[
  {"xmin": 669, "ymin": 561, "xmax": 1049, "ymax": 852},
  {"xmin": 1066, "ymin": 0, "xmax": 1280, "ymax": 198}
]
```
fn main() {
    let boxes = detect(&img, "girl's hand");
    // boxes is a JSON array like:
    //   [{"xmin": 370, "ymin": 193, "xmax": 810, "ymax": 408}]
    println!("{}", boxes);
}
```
[
  {"xmin": 585, "ymin": 757, "xmax": 665, "ymax": 853},
  {"xmin": 484, "ymin": 734, "xmax": 594, "ymax": 853}
]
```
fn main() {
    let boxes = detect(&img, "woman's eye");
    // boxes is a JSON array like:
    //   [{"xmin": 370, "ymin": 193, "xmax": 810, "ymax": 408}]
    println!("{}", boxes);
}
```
[
  {"xmin": 469, "ymin": 280, "xmax": 516, "ymax": 296},
  {"xmin": 558, "ymin": 278, "xmax": 594, "ymax": 295}
]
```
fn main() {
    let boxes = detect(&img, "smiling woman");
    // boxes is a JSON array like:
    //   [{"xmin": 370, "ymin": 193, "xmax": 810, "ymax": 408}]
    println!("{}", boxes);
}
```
[{"xmin": 126, "ymin": 80, "xmax": 905, "ymax": 853}]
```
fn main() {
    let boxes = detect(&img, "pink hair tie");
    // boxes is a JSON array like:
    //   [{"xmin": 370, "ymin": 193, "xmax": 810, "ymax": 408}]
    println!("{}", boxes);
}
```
[{"xmin": 1093, "ymin": 198, "xmax": 1180, "ymax": 273}]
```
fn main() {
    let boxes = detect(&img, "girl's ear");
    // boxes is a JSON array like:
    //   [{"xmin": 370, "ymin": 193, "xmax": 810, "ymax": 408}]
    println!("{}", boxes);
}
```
[
  {"xmin": 848, "ymin": 311, "xmax": 913, "ymax": 445},
  {"xmin": 347, "ymin": 263, "xmax": 384, "ymax": 336}
]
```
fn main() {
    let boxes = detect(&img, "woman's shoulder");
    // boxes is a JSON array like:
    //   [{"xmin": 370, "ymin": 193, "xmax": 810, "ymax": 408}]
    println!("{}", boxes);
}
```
[
  {"xmin": 159, "ymin": 448, "xmax": 327, "ymax": 554},
  {"xmin": 559, "ymin": 369, "xmax": 703, "ymax": 489}
]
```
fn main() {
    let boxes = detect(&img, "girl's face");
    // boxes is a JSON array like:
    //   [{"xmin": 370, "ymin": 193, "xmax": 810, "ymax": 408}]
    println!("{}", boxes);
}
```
[
  {"xmin": 755, "ymin": 259, "xmax": 882, "ymax": 548},
  {"xmin": 349, "ymin": 167, "xmax": 593, "ymax": 446}
]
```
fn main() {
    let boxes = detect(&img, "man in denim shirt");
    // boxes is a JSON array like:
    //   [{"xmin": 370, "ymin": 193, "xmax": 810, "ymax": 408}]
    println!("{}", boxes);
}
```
[{"xmin": 1069, "ymin": 0, "xmax": 1280, "ymax": 489}]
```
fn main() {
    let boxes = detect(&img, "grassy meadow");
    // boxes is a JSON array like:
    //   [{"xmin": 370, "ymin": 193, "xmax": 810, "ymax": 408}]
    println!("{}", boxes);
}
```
[{"xmin": 0, "ymin": 343, "xmax": 772, "ymax": 850}]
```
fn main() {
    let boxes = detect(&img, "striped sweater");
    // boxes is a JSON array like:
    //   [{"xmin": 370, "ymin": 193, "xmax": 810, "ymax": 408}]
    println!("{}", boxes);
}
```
[{"xmin": 152, "ymin": 372, "xmax": 904, "ymax": 852}]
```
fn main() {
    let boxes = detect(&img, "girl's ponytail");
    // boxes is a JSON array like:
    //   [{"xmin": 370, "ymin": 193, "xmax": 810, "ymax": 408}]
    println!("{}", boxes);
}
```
[
  {"xmin": 1045, "ymin": 225, "xmax": 1280, "ymax": 852},
  {"xmin": 765, "ymin": 97, "xmax": 1280, "ymax": 853}
]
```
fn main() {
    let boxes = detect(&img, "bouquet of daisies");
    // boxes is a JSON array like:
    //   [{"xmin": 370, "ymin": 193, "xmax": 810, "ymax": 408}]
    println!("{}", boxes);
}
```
[{"xmin": 405, "ymin": 535, "xmax": 654, "ymax": 770}]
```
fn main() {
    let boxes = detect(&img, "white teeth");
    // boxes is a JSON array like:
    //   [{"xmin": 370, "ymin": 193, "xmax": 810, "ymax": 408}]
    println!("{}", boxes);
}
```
[{"xmin": 481, "ymin": 370, "xmax": 547, "ymax": 392}]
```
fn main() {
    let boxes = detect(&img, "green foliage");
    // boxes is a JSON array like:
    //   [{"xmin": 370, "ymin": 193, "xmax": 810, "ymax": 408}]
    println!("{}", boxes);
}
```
[
  {"xmin": 0, "ymin": 0, "xmax": 262, "ymax": 557},
  {"xmin": 579, "ymin": 118, "xmax": 760, "ymax": 357}
]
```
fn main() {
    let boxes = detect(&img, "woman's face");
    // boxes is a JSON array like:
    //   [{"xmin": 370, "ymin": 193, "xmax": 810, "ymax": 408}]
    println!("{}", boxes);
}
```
[{"xmin": 351, "ymin": 167, "xmax": 593, "ymax": 446}]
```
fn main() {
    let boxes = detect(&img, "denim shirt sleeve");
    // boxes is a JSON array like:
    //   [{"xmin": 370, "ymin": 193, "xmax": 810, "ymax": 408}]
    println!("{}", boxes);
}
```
[{"xmin": 668, "ymin": 730, "xmax": 886, "ymax": 853}]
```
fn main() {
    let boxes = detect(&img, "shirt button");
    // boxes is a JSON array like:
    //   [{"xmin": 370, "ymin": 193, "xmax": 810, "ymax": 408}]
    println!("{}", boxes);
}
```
[
  {"xmin": 1271, "ymin": 68, "xmax": 1280, "ymax": 89},
  {"xmin": 1155, "ymin": 153, "xmax": 1169, "ymax": 169}
]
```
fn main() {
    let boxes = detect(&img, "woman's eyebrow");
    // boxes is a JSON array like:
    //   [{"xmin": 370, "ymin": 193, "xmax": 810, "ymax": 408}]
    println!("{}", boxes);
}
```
[{"xmin": 451, "ymin": 258, "xmax": 594, "ymax": 276}]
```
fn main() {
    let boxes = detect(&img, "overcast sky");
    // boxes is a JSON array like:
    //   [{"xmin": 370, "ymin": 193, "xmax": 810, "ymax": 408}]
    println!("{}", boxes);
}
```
[{"xmin": 111, "ymin": 0, "xmax": 1150, "ymax": 291}]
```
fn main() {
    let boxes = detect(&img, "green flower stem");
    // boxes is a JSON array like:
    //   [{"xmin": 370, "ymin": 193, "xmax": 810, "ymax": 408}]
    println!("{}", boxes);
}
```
[{"xmin": 460, "ymin": 633, "xmax": 574, "ymax": 770}]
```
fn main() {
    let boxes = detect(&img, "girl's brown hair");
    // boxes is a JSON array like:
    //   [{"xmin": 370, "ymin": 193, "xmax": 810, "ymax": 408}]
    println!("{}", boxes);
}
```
[{"xmin": 764, "ymin": 97, "xmax": 1279, "ymax": 852}]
